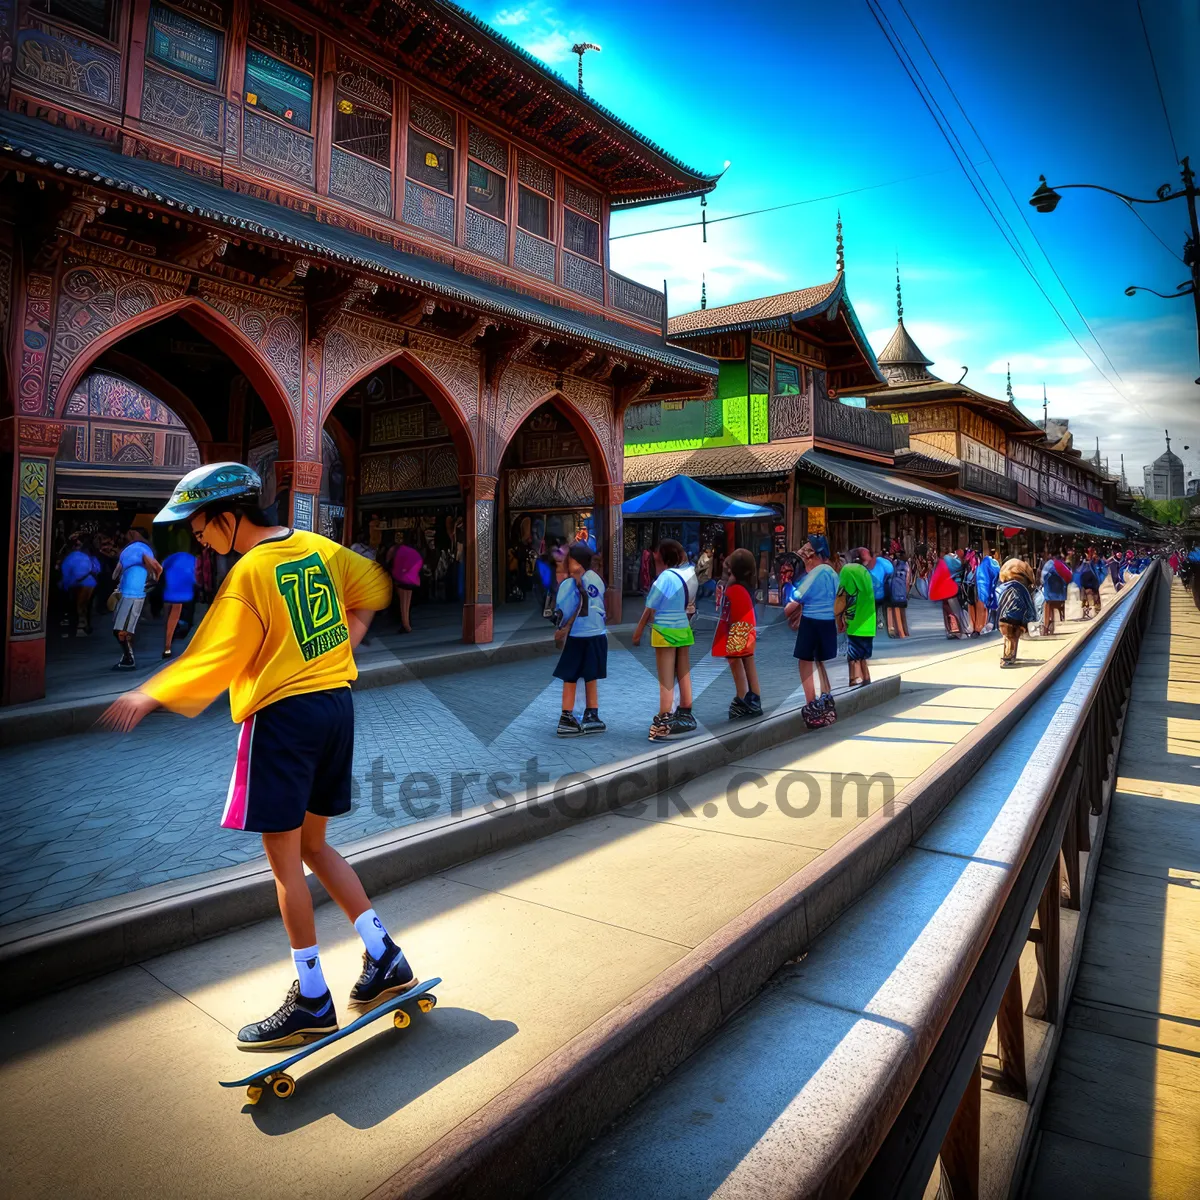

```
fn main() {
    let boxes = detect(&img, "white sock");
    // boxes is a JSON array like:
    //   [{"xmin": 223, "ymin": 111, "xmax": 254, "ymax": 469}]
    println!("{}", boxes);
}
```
[
  {"xmin": 292, "ymin": 944, "xmax": 327, "ymax": 999},
  {"xmin": 354, "ymin": 909, "xmax": 391, "ymax": 960}
]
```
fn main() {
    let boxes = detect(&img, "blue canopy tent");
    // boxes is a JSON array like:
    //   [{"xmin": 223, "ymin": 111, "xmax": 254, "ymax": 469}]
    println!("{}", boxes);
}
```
[{"xmin": 621, "ymin": 474, "xmax": 777, "ymax": 520}]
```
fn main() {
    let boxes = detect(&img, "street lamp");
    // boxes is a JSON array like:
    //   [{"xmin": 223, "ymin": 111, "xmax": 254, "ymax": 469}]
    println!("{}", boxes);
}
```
[{"xmin": 1030, "ymin": 157, "xmax": 1200, "ymax": 384}]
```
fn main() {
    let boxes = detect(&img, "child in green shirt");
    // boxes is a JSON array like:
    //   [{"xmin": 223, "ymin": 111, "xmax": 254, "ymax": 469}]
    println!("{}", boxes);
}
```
[{"xmin": 836, "ymin": 553, "xmax": 876, "ymax": 688}]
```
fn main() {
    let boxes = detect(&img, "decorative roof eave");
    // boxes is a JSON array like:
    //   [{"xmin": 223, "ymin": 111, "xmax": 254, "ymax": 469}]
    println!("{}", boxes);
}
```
[
  {"xmin": 429, "ymin": 0, "xmax": 720, "ymax": 203},
  {"xmin": 0, "ymin": 112, "xmax": 716, "ymax": 381},
  {"xmin": 868, "ymin": 380, "xmax": 1045, "ymax": 433},
  {"xmin": 827, "ymin": 282, "xmax": 888, "ymax": 390},
  {"xmin": 669, "ymin": 277, "xmax": 843, "ymax": 339}
]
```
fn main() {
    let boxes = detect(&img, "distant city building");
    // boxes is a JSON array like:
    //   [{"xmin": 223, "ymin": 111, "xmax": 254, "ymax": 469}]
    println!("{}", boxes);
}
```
[
  {"xmin": 1143, "ymin": 432, "xmax": 1186, "ymax": 500},
  {"xmin": 1187, "ymin": 477, "xmax": 1200, "ymax": 498}
]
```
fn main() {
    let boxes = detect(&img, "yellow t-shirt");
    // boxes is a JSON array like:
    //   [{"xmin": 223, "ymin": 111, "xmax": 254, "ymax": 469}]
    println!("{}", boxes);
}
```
[{"xmin": 143, "ymin": 530, "xmax": 392, "ymax": 723}]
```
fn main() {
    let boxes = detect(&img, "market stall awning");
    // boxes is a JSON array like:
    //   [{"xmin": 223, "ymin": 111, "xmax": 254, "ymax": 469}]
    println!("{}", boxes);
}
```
[
  {"xmin": 955, "ymin": 496, "xmax": 1075, "ymax": 536},
  {"xmin": 798, "ymin": 450, "xmax": 1027, "ymax": 527},
  {"xmin": 622, "ymin": 474, "xmax": 777, "ymax": 519},
  {"xmin": 1039, "ymin": 502, "xmax": 1128, "ymax": 540}
]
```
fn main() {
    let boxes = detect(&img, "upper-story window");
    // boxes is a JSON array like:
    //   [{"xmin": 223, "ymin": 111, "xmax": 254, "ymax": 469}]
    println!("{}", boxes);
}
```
[
  {"xmin": 563, "ymin": 179, "xmax": 601, "ymax": 262},
  {"xmin": 407, "ymin": 95, "xmax": 455, "ymax": 195},
  {"xmin": 332, "ymin": 55, "xmax": 392, "ymax": 165},
  {"xmin": 465, "ymin": 124, "xmax": 509, "ymax": 263},
  {"xmin": 750, "ymin": 346, "xmax": 771, "ymax": 394},
  {"xmin": 146, "ymin": 1, "xmax": 224, "ymax": 88},
  {"xmin": 514, "ymin": 151, "xmax": 556, "ymax": 281},
  {"xmin": 403, "ymin": 94, "xmax": 456, "ymax": 240},
  {"xmin": 244, "ymin": 4, "xmax": 314, "ymax": 131},
  {"xmin": 28, "ymin": 0, "xmax": 114, "ymax": 39},
  {"xmin": 773, "ymin": 359, "xmax": 801, "ymax": 395}
]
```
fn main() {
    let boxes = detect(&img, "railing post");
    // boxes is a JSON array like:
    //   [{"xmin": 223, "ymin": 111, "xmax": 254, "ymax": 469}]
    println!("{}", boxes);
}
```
[
  {"xmin": 1027, "ymin": 863, "xmax": 1062, "ymax": 1023},
  {"xmin": 938, "ymin": 1057, "xmax": 981, "ymax": 1200},
  {"xmin": 989, "ymin": 963, "xmax": 1028, "ymax": 1099},
  {"xmin": 1061, "ymin": 764, "xmax": 1084, "ymax": 909}
]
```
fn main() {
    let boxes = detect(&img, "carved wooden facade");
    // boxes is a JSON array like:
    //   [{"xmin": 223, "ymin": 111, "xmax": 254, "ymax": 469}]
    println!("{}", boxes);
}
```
[{"xmin": 0, "ymin": 0, "xmax": 719, "ymax": 702}]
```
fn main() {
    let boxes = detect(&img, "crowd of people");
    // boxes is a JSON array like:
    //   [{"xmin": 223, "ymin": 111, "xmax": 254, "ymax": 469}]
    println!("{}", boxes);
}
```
[{"xmin": 55, "ymin": 526, "xmax": 209, "ymax": 670}]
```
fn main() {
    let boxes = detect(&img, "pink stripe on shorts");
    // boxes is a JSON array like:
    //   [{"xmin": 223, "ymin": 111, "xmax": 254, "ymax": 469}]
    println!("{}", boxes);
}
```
[{"xmin": 220, "ymin": 714, "xmax": 256, "ymax": 830}]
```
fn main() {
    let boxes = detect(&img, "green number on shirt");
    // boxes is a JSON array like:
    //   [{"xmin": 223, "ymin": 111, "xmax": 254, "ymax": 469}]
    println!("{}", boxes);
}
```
[{"xmin": 275, "ymin": 551, "xmax": 348, "ymax": 661}]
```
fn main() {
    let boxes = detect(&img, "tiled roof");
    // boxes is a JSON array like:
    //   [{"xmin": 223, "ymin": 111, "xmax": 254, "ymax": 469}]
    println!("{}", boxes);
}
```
[
  {"xmin": 624, "ymin": 442, "xmax": 808, "ymax": 486},
  {"xmin": 0, "ymin": 111, "xmax": 716, "ymax": 380},
  {"xmin": 870, "ymin": 379, "xmax": 1045, "ymax": 434},
  {"xmin": 667, "ymin": 279, "xmax": 842, "ymax": 337},
  {"xmin": 893, "ymin": 450, "xmax": 958, "ymax": 475}
]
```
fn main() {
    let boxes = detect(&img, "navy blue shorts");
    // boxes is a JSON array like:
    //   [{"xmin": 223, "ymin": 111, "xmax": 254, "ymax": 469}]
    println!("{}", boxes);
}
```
[
  {"xmin": 221, "ymin": 687, "xmax": 354, "ymax": 834},
  {"xmin": 553, "ymin": 635, "xmax": 608, "ymax": 682},
  {"xmin": 794, "ymin": 617, "xmax": 837, "ymax": 662},
  {"xmin": 847, "ymin": 634, "xmax": 874, "ymax": 661}
]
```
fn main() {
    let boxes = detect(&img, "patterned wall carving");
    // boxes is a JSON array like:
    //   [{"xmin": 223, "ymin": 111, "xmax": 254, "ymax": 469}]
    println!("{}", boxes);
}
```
[
  {"xmin": 242, "ymin": 109, "xmax": 314, "ymax": 185},
  {"xmin": 468, "ymin": 124, "xmax": 507, "ymax": 173},
  {"xmin": 358, "ymin": 444, "xmax": 463, "ymax": 494},
  {"xmin": 141, "ymin": 67, "xmax": 223, "ymax": 147},
  {"xmin": 517, "ymin": 152, "xmax": 554, "ymax": 197},
  {"xmin": 0, "ymin": 241, "xmax": 12, "ymax": 332},
  {"xmin": 13, "ymin": 457, "xmax": 49, "ymax": 635},
  {"xmin": 563, "ymin": 252, "xmax": 603, "ymax": 301},
  {"xmin": 514, "ymin": 229, "xmax": 555, "ymax": 280},
  {"xmin": 49, "ymin": 249, "xmax": 190, "ymax": 413},
  {"xmin": 561, "ymin": 375, "xmax": 619, "ymax": 481},
  {"xmin": 768, "ymin": 390, "xmax": 811, "ymax": 440},
  {"xmin": 465, "ymin": 208, "xmax": 506, "ymax": 263},
  {"xmin": 475, "ymin": 497, "xmax": 494, "ymax": 603},
  {"xmin": 302, "ymin": 342, "xmax": 320, "ymax": 458},
  {"xmin": 564, "ymin": 180, "xmax": 600, "ymax": 220},
  {"xmin": 403, "ymin": 180, "xmax": 454, "ymax": 241},
  {"xmin": 506, "ymin": 462, "xmax": 593, "ymax": 509},
  {"xmin": 329, "ymin": 146, "xmax": 391, "ymax": 216},
  {"xmin": 19, "ymin": 271, "xmax": 52, "ymax": 415},
  {"xmin": 407, "ymin": 333, "xmax": 480, "ymax": 426},
  {"xmin": 15, "ymin": 21, "xmax": 120, "ymax": 109},
  {"xmin": 409, "ymin": 94, "xmax": 455, "ymax": 144},
  {"xmin": 335, "ymin": 53, "xmax": 392, "ymax": 112},
  {"xmin": 0, "ymin": 0, "xmax": 16, "ymax": 96},
  {"xmin": 320, "ymin": 314, "xmax": 407, "ymax": 406},
  {"xmin": 196, "ymin": 279, "xmax": 303, "ymax": 413},
  {"xmin": 292, "ymin": 491, "xmax": 314, "ymax": 531}
]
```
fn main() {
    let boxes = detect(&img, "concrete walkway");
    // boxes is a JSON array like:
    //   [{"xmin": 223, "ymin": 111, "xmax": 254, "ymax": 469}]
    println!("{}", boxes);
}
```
[
  {"xmin": 1024, "ymin": 576, "xmax": 1200, "ymax": 1198},
  {"xmin": 0, "ymin": 596, "xmax": 1006, "ymax": 926},
  {"xmin": 0, "ymin": 597, "xmax": 1111, "ymax": 1200}
]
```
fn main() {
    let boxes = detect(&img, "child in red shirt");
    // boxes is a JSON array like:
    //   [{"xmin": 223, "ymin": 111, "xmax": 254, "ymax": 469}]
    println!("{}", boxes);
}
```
[{"xmin": 713, "ymin": 548, "xmax": 762, "ymax": 718}]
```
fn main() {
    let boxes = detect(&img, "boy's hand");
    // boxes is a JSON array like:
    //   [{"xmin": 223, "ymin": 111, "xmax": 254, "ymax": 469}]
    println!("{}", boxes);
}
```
[
  {"xmin": 631, "ymin": 630, "xmax": 642, "ymax": 646},
  {"xmin": 97, "ymin": 691, "xmax": 159, "ymax": 732}
]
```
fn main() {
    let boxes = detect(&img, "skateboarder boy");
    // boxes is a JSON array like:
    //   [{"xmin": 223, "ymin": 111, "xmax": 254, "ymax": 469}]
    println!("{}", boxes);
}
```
[{"xmin": 100, "ymin": 463, "xmax": 416, "ymax": 1050}]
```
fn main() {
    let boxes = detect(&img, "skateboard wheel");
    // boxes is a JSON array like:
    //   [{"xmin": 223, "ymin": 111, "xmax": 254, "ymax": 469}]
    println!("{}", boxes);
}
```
[
  {"xmin": 271, "ymin": 1073, "xmax": 295, "ymax": 1099},
  {"xmin": 393, "ymin": 1009, "xmax": 411, "ymax": 1030},
  {"xmin": 245, "ymin": 1086, "xmax": 263, "ymax": 1106},
  {"xmin": 417, "ymin": 996, "xmax": 437, "ymax": 1014}
]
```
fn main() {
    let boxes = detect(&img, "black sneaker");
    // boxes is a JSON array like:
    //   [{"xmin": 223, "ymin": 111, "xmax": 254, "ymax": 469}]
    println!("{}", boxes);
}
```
[
  {"xmin": 729, "ymin": 696, "xmax": 752, "ymax": 719},
  {"xmin": 114, "ymin": 653, "xmax": 136, "ymax": 671},
  {"xmin": 237, "ymin": 981, "xmax": 338, "ymax": 1050},
  {"xmin": 349, "ymin": 938, "xmax": 416, "ymax": 1009},
  {"xmin": 557, "ymin": 711, "xmax": 583, "ymax": 737},
  {"xmin": 673, "ymin": 708, "xmax": 698, "ymax": 734},
  {"xmin": 581, "ymin": 708, "xmax": 606, "ymax": 735},
  {"xmin": 744, "ymin": 693, "xmax": 763, "ymax": 717}
]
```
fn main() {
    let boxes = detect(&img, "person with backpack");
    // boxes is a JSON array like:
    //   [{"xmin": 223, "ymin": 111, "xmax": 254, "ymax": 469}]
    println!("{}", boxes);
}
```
[
  {"xmin": 632, "ymin": 538, "xmax": 697, "ymax": 740},
  {"xmin": 838, "ymin": 550, "xmax": 877, "ymax": 688},
  {"xmin": 886, "ymin": 548, "xmax": 911, "ymax": 639},
  {"xmin": 552, "ymin": 543, "xmax": 608, "ymax": 736},
  {"xmin": 862, "ymin": 548, "xmax": 893, "ymax": 635},
  {"xmin": 996, "ymin": 558, "xmax": 1038, "ymax": 667},
  {"xmin": 712, "ymin": 547, "xmax": 761, "ymax": 719},
  {"xmin": 1078, "ymin": 547, "xmax": 1102, "ymax": 620},
  {"xmin": 99, "ymin": 462, "xmax": 410, "ymax": 1050},
  {"xmin": 929, "ymin": 549, "xmax": 968, "ymax": 638},
  {"xmin": 975, "ymin": 548, "xmax": 1000, "ymax": 634}
]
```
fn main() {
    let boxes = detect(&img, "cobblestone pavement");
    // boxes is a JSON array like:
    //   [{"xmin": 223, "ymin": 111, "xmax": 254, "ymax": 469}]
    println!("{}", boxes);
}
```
[{"xmin": 0, "ymin": 594, "xmax": 1093, "ymax": 926}]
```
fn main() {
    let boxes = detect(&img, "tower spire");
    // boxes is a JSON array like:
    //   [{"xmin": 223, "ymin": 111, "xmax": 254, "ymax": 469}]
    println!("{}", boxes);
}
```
[
  {"xmin": 1006, "ymin": 362, "xmax": 1014, "ymax": 404},
  {"xmin": 895, "ymin": 255, "xmax": 903, "ymax": 321},
  {"xmin": 1042, "ymin": 383, "xmax": 1048, "ymax": 429},
  {"xmin": 835, "ymin": 210, "xmax": 844, "ymax": 274},
  {"xmin": 1166, "ymin": 428, "xmax": 1171, "ymax": 454},
  {"xmin": 700, "ymin": 273, "xmax": 706, "ymax": 310}
]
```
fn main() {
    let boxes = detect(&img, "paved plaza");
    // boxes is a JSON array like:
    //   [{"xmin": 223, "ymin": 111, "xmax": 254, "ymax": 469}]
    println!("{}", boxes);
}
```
[{"xmin": 0, "ymin": 593, "xmax": 1049, "ymax": 927}]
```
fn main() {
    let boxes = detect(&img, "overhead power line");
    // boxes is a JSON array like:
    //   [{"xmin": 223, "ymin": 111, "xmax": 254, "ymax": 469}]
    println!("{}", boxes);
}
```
[
  {"xmin": 865, "ymin": 0, "xmax": 1142, "ymax": 412},
  {"xmin": 892, "ymin": 0, "xmax": 1125, "ymax": 383},
  {"xmin": 1136, "ymin": 0, "xmax": 1181, "ymax": 164},
  {"xmin": 610, "ymin": 169, "xmax": 949, "ymax": 240}
]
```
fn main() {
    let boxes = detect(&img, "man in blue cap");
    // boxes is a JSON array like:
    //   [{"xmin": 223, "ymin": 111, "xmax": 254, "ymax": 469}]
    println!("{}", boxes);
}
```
[{"xmin": 785, "ymin": 533, "xmax": 840, "ymax": 729}]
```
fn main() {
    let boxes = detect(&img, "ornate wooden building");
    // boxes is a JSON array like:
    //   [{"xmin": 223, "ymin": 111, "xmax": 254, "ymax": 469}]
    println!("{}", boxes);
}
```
[{"xmin": 0, "ymin": 0, "xmax": 721, "ymax": 702}]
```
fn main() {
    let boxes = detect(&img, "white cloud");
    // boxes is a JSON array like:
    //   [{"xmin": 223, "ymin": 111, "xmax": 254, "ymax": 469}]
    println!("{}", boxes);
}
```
[
  {"xmin": 524, "ymin": 28, "xmax": 574, "ymax": 63},
  {"xmin": 492, "ymin": 7, "xmax": 529, "ymax": 25}
]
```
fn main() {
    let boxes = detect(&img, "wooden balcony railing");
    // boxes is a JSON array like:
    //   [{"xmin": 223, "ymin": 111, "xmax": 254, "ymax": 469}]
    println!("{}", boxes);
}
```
[
  {"xmin": 813, "ymin": 398, "xmax": 895, "ymax": 455},
  {"xmin": 608, "ymin": 270, "xmax": 666, "ymax": 327},
  {"xmin": 962, "ymin": 461, "xmax": 1019, "ymax": 503}
]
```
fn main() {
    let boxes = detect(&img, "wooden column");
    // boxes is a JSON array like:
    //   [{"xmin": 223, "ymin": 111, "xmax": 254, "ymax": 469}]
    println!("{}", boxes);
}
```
[
  {"xmin": 594, "ymin": 479, "xmax": 623, "ymax": 625},
  {"xmin": 275, "ymin": 460, "xmax": 323, "ymax": 532},
  {"xmin": 993, "ymin": 963, "xmax": 1028, "ymax": 1098},
  {"xmin": 3, "ymin": 417, "xmax": 65, "ymax": 705},
  {"xmin": 461, "ymin": 473, "xmax": 497, "ymax": 644},
  {"xmin": 939, "ymin": 1057, "xmax": 981, "ymax": 1200}
]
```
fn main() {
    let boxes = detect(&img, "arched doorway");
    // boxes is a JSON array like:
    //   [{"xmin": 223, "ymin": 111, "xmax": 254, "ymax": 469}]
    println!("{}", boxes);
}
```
[
  {"xmin": 323, "ymin": 355, "xmax": 477, "ymax": 641},
  {"xmin": 497, "ymin": 393, "xmax": 612, "ymax": 616},
  {"xmin": 40, "ymin": 312, "xmax": 293, "ymax": 697}
]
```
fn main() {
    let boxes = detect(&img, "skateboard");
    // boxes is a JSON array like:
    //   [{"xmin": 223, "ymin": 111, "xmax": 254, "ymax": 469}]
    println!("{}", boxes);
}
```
[{"xmin": 219, "ymin": 977, "xmax": 441, "ymax": 1104}]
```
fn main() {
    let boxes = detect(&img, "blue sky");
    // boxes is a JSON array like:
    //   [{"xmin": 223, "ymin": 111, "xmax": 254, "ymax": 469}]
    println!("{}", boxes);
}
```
[{"xmin": 462, "ymin": 0, "xmax": 1199, "ymax": 484}]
